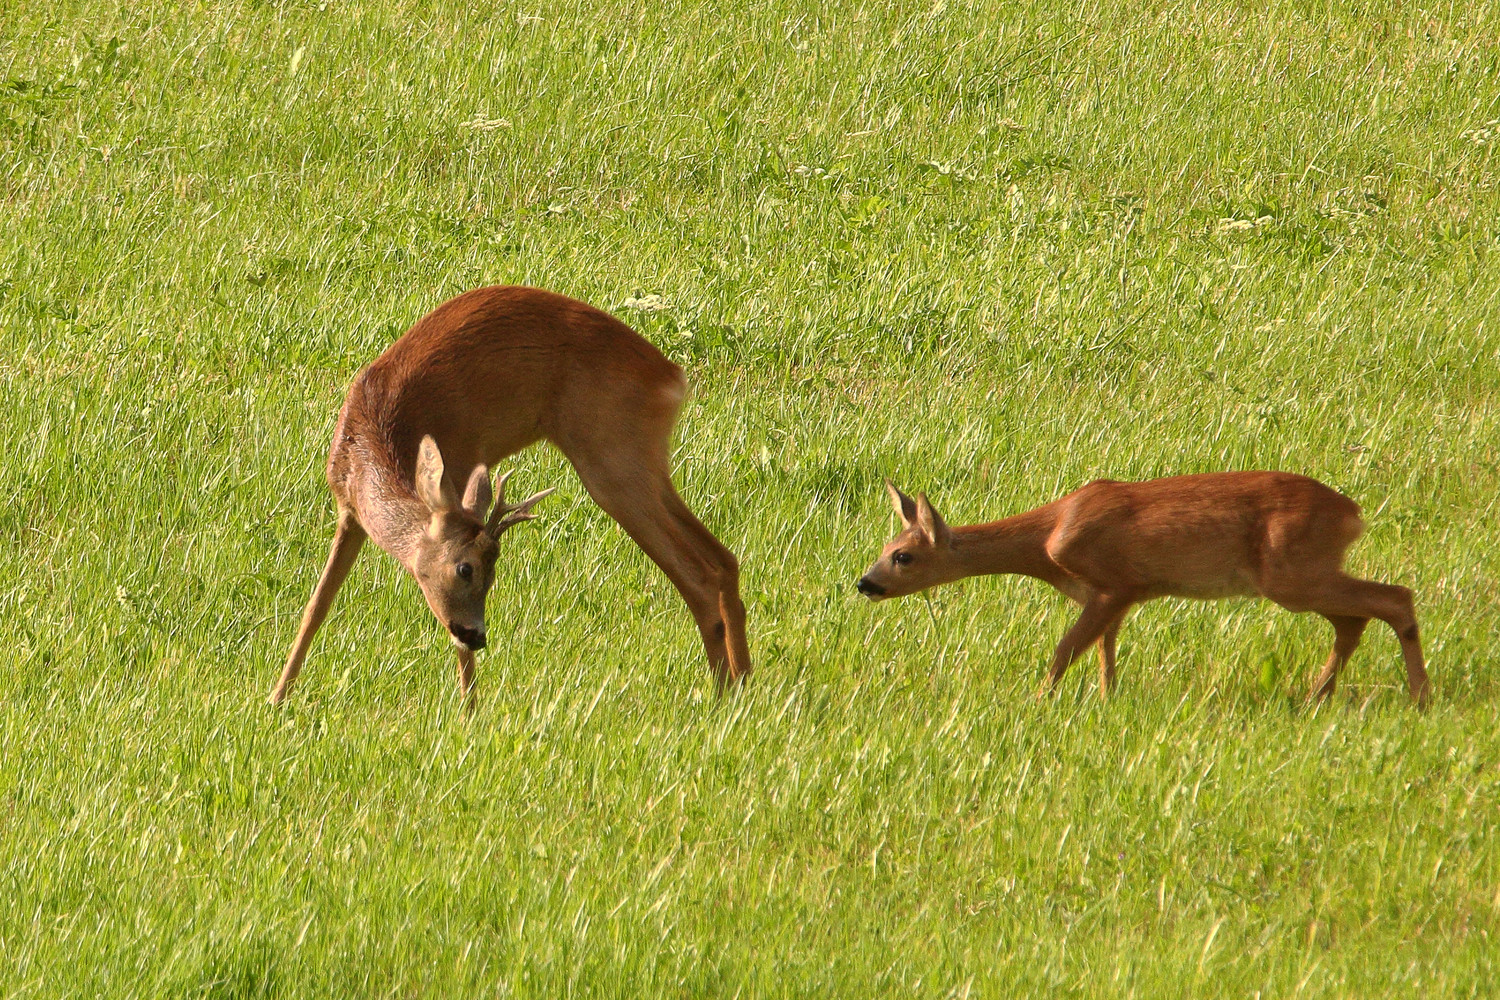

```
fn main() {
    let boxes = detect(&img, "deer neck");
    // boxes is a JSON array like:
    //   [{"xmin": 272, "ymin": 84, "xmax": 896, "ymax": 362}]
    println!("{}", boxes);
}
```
[
  {"xmin": 950, "ymin": 505, "xmax": 1062, "ymax": 584},
  {"xmin": 348, "ymin": 445, "xmax": 430, "ymax": 570}
]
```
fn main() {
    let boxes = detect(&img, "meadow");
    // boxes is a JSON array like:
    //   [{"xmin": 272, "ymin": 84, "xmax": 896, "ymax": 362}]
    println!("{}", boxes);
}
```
[{"xmin": 3, "ymin": 1, "xmax": 1499, "ymax": 995}]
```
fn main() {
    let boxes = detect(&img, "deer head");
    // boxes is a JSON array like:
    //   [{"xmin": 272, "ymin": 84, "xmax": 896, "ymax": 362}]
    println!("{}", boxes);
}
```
[
  {"xmin": 409, "ymin": 435, "xmax": 555, "ymax": 651},
  {"xmin": 856, "ymin": 481, "xmax": 960, "ymax": 600}
]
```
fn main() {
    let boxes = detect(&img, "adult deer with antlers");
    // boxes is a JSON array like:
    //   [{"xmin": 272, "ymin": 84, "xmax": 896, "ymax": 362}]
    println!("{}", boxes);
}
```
[
  {"xmin": 857, "ymin": 473, "xmax": 1429, "ymax": 706},
  {"xmin": 269, "ymin": 286, "xmax": 751, "ymax": 708}
]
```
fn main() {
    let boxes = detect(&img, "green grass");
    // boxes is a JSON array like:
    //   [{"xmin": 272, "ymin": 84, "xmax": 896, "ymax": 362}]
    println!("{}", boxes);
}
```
[{"xmin": 4, "ymin": 0, "xmax": 1500, "ymax": 995}]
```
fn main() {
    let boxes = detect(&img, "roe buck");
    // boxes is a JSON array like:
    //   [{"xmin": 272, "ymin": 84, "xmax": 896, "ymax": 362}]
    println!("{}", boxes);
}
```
[
  {"xmin": 856, "ymin": 474, "xmax": 1429, "ymax": 706},
  {"xmin": 269, "ymin": 286, "xmax": 751, "ymax": 708}
]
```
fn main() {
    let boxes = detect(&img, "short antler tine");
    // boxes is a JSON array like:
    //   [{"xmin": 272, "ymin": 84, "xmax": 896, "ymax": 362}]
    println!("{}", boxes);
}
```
[
  {"xmin": 486, "ymin": 476, "xmax": 557, "ymax": 537},
  {"xmin": 494, "ymin": 469, "xmax": 517, "ymax": 504},
  {"xmin": 510, "ymin": 486, "xmax": 557, "ymax": 518}
]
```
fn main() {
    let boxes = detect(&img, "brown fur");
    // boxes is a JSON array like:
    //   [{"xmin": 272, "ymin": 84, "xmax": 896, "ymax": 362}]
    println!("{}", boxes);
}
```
[
  {"xmin": 270, "ymin": 286, "xmax": 751, "ymax": 709},
  {"xmin": 857, "ymin": 473, "xmax": 1429, "ymax": 706}
]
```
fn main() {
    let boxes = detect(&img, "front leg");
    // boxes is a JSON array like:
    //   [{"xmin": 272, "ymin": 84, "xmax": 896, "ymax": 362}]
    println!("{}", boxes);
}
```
[
  {"xmin": 1040, "ymin": 592, "xmax": 1131, "ymax": 699},
  {"xmin": 456, "ymin": 648, "xmax": 477, "ymax": 715},
  {"xmin": 270, "ymin": 510, "xmax": 366, "ymax": 705},
  {"xmin": 1097, "ymin": 614, "xmax": 1126, "ymax": 699}
]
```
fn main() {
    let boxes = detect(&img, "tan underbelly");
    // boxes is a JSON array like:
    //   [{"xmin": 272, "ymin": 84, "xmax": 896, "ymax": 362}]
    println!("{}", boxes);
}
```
[{"xmin": 1159, "ymin": 574, "xmax": 1259, "ymax": 601}]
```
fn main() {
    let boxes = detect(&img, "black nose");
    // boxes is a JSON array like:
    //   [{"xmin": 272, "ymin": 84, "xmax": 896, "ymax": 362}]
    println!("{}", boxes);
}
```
[
  {"xmin": 856, "ymin": 577, "xmax": 885, "ymax": 597},
  {"xmin": 449, "ymin": 623, "xmax": 486, "ymax": 650}
]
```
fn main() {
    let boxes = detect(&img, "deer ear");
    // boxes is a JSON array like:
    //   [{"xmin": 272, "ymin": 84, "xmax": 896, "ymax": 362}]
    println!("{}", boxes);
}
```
[
  {"xmin": 415, "ymin": 435, "xmax": 458, "ymax": 513},
  {"xmin": 915, "ymin": 493, "xmax": 951, "ymax": 546},
  {"xmin": 461, "ymin": 464, "xmax": 493, "ymax": 518},
  {"xmin": 887, "ymin": 480, "xmax": 918, "ymax": 527}
]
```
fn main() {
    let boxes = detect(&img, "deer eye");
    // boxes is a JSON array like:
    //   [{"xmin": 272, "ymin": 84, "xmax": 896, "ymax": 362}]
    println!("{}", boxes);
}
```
[
  {"xmin": 892, "ymin": 551, "xmax": 913, "ymax": 566},
  {"xmin": 456, "ymin": 562, "xmax": 473, "ymax": 581}
]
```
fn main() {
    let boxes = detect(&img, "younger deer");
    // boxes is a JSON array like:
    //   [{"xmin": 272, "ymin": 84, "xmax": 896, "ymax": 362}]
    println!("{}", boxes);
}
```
[
  {"xmin": 856, "ymin": 473, "xmax": 1429, "ymax": 706},
  {"xmin": 270, "ymin": 286, "xmax": 751, "ymax": 708}
]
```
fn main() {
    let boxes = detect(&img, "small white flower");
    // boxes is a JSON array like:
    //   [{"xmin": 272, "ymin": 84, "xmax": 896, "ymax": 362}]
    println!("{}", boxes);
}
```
[
  {"xmin": 1460, "ymin": 120, "xmax": 1498, "ymax": 145},
  {"xmin": 459, "ymin": 116, "xmax": 513, "ymax": 132},
  {"xmin": 621, "ymin": 293, "xmax": 670, "ymax": 312}
]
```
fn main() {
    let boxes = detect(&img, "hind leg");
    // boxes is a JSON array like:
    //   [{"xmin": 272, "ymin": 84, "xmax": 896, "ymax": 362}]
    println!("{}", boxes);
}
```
[
  {"xmin": 1270, "ymin": 574, "xmax": 1428, "ymax": 706},
  {"xmin": 587, "ymin": 471, "xmax": 748, "ymax": 691},
  {"xmin": 1364, "ymin": 582, "xmax": 1428, "ymax": 706},
  {"xmin": 549, "ymin": 354, "xmax": 751, "ymax": 692},
  {"xmin": 560, "ymin": 434, "xmax": 750, "ymax": 692},
  {"xmin": 1307, "ymin": 614, "xmax": 1368, "ymax": 703},
  {"xmin": 659, "ymin": 486, "xmax": 751, "ymax": 691}
]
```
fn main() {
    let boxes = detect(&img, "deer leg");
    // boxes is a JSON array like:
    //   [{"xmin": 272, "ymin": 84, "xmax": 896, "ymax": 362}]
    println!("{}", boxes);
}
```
[
  {"xmin": 270, "ymin": 510, "xmax": 366, "ymax": 705},
  {"xmin": 625, "ymin": 494, "xmax": 745, "ymax": 691},
  {"xmin": 567, "ymin": 455, "xmax": 750, "ymax": 692},
  {"xmin": 1041, "ymin": 593, "xmax": 1131, "ymax": 699},
  {"xmin": 1354, "ymin": 580, "xmax": 1428, "ymax": 707},
  {"xmin": 666, "ymin": 492, "xmax": 751, "ymax": 691},
  {"xmin": 1307, "ymin": 614, "xmax": 1368, "ymax": 703},
  {"xmin": 1275, "ymin": 574, "xmax": 1429, "ymax": 707},
  {"xmin": 1098, "ymin": 613, "xmax": 1126, "ymax": 700},
  {"xmin": 1048, "ymin": 580, "xmax": 1122, "ymax": 697},
  {"xmin": 456, "ymin": 647, "xmax": 477, "ymax": 716}
]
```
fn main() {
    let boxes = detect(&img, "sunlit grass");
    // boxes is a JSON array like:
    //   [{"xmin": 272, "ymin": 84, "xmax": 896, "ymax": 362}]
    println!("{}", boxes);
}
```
[{"xmin": 2, "ymin": 1, "xmax": 1499, "ymax": 995}]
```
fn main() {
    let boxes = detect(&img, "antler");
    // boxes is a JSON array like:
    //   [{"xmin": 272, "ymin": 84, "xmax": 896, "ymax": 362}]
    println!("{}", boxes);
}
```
[{"xmin": 484, "ymin": 469, "xmax": 557, "ymax": 538}]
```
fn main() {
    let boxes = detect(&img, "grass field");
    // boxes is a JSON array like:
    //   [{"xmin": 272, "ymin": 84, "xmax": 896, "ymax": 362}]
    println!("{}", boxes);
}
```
[{"xmin": 4, "ymin": 1, "xmax": 1500, "ymax": 995}]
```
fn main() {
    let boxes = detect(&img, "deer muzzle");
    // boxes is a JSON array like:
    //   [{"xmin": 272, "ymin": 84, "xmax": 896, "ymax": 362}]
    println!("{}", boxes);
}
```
[{"xmin": 448, "ymin": 622, "xmax": 487, "ymax": 651}]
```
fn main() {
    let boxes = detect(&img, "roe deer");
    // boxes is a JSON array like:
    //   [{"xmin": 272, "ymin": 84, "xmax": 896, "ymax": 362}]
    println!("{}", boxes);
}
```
[
  {"xmin": 856, "ymin": 474, "xmax": 1429, "ymax": 706},
  {"xmin": 269, "ymin": 286, "xmax": 751, "ymax": 708}
]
